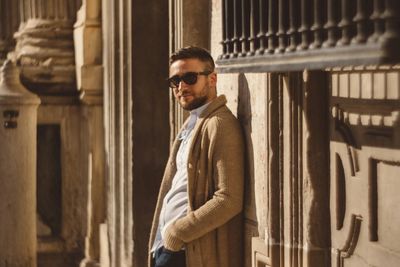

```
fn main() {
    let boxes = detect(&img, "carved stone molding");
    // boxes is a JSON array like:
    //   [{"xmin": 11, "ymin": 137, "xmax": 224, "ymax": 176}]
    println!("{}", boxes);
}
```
[
  {"xmin": 252, "ymin": 237, "xmax": 271, "ymax": 267},
  {"xmin": 332, "ymin": 105, "xmax": 360, "ymax": 176},
  {"xmin": 264, "ymin": 71, "xmax": 330, "ymax": 267},
  {"xmin": 331, "ymin": 100, "xmax": 399, "ymax": 149},
  {"xmin": 335, "ymin": 153, "xmax": 346, "ymax": 231},
  {"xmin": 335, "ymin": 214, "xmax": 363, "ymax": 267},
  {"xmin": 74, "ymin": 0, "xmax": 102, "ymax": 105},
  {"xmin": 331, "ymin": 102, "xmax": 400, "ymax": 128},
  {"xmin": 368, "ymin": 158, "xmax": 400, "ymax": 242},
  {"xmin": 14, "ymin": 0, "xmax": 81, "ymax": 96},
  {"xmin": 74, "ymin": 2, "xmax": 104, "ymax": 266},
  {"xmin": 330, "ymin": 65, "xmax": 400, "ymax": 100},
  {"xmin": 266, "ymin": 73, "xmax": 280, "ymax": 267},
  {"xmin": 330, "ymin": 66, "xmax": 400, "ymax": 266}
]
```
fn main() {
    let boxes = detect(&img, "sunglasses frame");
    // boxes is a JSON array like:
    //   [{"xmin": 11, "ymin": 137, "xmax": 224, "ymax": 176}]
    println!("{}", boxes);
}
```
[{"xmin": 167, "ymin": 71, "xmax": 212, "ymax": 89}]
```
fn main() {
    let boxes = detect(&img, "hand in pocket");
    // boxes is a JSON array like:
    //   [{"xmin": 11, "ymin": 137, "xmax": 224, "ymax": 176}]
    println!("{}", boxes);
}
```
[{"xmin": 155, "ymin": 247, "xmax": 174, "ymax": 267}]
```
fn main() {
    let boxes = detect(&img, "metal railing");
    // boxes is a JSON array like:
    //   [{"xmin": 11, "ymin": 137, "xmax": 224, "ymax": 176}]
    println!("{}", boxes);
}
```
[{"xmin": 217, "ymin": 0, "xmax": 400, "ymax": 72}]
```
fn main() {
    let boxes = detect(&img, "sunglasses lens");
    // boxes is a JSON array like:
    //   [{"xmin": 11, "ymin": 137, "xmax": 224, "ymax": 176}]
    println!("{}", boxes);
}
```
[
  {"xmin": 182, "ymin": 72, "xmax": 198, "ymax": 85},
  {"xmin": 169, "ymin": 76, "xmax": 181, "ymax": 88},
  {"xmin": 168, "ymin": 72, "xmax": 200, "ymax": 88}
]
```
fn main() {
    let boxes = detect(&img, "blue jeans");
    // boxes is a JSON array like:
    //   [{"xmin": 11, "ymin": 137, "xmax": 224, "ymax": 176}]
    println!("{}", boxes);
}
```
[{"xmin": 154, "ymin": 247, "xmax": 186, "ymax": 267}]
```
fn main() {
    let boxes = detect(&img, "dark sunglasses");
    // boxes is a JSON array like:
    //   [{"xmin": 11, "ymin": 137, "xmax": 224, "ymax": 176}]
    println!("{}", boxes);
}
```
[{"xmin": 167, "ymin": 71, "xmax": 212, "ymax": 89}]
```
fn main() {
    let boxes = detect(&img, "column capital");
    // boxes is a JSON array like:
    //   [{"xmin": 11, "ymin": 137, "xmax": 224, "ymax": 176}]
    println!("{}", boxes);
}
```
[{"xmin": 14, "ymin": 0, "xmax": 80, "ymax": 96}]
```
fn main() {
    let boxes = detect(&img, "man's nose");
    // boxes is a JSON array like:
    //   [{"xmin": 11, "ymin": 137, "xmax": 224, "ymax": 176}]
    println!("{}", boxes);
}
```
[{"xmin": 177, "ymin": 80, "xmax": 188, "ymax": 91}]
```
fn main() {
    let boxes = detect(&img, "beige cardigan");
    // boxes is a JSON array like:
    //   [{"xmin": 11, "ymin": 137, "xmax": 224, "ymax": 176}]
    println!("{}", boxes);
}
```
[{"xmin": 148, "ymin": 95, "xmax": 244, "ymax": 267}]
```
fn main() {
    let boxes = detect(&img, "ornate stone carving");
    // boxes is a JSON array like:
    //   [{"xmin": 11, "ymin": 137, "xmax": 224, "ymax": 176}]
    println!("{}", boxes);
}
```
[
  {"xmin": 336, "ymin": 214, "xmax": 363, "ymax": 267},
  {"xmin": 14, "ymin": 0, "xmax": 81, "ymax": 95},
  {"xmin": 330, "ymin": 66, "xmax": 400, "ymax": 266},
  {"xmin": 332, "ymin": 105, "xmax": 360, "ymax": 176}
]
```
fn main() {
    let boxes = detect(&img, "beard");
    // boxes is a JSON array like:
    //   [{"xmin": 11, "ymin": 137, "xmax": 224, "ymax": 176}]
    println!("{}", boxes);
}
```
[{"xmin": 180, "ymin": 95, "xmax": 208, "ymax": 110}]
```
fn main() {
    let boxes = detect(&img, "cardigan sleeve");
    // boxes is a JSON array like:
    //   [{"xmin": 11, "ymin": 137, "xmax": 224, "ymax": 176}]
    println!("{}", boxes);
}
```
[{"xmin": 163, "ymin": 115, "xmax": 245, "ymax": 251}]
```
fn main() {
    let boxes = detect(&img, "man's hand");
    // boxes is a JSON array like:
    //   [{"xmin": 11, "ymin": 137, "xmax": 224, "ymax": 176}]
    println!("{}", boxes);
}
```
[{"xmin": 163, "ymin": 225, "xmax": 184, "ymax": 251}]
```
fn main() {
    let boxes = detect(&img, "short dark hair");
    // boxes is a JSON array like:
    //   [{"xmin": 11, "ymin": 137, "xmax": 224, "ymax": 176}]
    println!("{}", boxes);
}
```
[{"xmin": 170, "ymin": 46, "xmax": 215, "ymax": 72}]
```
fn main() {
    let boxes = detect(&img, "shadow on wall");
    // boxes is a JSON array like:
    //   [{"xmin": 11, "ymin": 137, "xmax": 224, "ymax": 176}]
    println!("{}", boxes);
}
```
[{"xmin": 237, "ymin": 73, "xmax": 258, "ymax": 236}]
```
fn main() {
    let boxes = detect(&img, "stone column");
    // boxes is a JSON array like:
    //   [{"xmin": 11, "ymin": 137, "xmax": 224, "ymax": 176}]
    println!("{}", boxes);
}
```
[
  {"xmin": 169, "ymin": 0, "xmax": 211, "ymax": 140},
  {"xmin": 14, "ymin": 0, "xmax": 81, "ymax": 96},
  {"xmin": 74, "ymin": 1, "xmax": 105, "ymax": 266},
  {"xmin": 0, "ymin": 60, "xmax": 40, "ymax": 267},
  {"xmin": 0, "ymin": 0, "xmax": 20, "ymax": 64},
  {"xmin": 74, "ymin": 0, "xmax": 102, "ymax": 104},
  {"xmin": 103, "ymin": 0, "xmax": 169, "ymax": 265}
]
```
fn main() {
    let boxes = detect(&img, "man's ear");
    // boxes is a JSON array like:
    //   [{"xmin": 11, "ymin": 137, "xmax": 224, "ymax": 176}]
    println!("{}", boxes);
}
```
[{"xmin": 209, "ymin": 72, "xmax": 217, "ymax": 87}]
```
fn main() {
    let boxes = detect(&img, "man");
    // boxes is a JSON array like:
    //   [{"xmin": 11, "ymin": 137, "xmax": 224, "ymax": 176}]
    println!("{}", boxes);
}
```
[{"xmin": 148, "ymin": 46, "xmax": 244, "ymax": 267}]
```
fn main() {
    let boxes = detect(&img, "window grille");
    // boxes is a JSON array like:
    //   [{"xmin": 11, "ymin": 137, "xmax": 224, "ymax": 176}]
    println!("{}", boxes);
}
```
[{"xmin": 217, "ymin": 0, "xmax": 400, "ymax": 72}]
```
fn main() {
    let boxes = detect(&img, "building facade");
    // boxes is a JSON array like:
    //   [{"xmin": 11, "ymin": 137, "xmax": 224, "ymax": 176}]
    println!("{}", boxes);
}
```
[{"xmin": 0, "ymin": 0, "xmax": 400, "ymax": 267}]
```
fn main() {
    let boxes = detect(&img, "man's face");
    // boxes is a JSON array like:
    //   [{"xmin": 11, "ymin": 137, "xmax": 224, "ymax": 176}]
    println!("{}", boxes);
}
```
[{"xmin": 169, "ymin": 58, "xmax": 217, "ymax": 111}]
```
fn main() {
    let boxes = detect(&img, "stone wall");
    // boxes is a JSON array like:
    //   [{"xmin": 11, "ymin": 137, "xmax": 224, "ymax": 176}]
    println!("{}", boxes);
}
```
[
  {"xmin": 329, "ymin": 67, "xmax": 400, "ymax": 267},
  {"xmin": 210, "ymin": 1, "xmax": 400, "ymax": 267}
]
